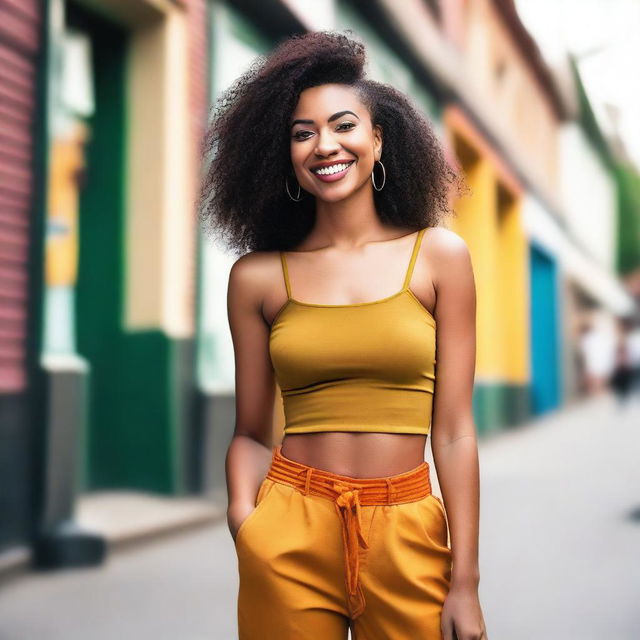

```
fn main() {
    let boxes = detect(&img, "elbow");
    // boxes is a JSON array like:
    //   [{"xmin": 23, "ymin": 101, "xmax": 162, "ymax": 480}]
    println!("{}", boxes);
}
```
[{"xmin": 430, "ymin": 412, "xmax": 477, "ymax": 447}]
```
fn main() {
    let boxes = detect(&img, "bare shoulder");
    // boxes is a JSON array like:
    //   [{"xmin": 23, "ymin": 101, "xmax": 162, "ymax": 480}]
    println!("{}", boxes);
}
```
[
  {"xmin": 230, "ymin": 249, "xmax": 278, "ymax": 280},
  {"xmin": 424, "ymin": 226, "xmax": 470, "ymax": 256},
  {"xmin": 228, "ymin": 249, "xmax": 281, "ymax": 306},
  {"xmin": 423, "ymin": 227, "xmax": 473, "ymax": 285}
]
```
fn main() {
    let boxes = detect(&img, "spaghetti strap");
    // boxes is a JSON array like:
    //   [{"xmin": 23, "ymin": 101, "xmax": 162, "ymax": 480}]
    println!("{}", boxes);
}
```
[
  {"xmin": 402, "ymin": 228, "xmax": 427, "ymax": 290},
  {"xmin": 280, "ymin": 251, "xmax": 292, "ymax": 299}
]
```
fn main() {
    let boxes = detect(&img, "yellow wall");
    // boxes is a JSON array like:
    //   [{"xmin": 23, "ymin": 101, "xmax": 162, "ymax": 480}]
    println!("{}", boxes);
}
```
[
  {"xmin": 445, "ymin": 106, "xmax": 529, "ymax": 385},
  {"xmin": 495, "ymin": 185, "xmax": 529, "ymax": 383}
]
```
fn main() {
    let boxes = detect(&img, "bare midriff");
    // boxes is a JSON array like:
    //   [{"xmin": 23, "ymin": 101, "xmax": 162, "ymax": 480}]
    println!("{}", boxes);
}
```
[{"xmin": 280, "ymin": 431, "xmax": 429, "ymax": 478}]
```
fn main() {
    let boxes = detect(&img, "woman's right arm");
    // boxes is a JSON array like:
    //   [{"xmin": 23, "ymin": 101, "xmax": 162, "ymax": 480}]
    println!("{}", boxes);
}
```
[{"xmin": 225, "ymin": 252, "xmax": 277, "ymax": 542}]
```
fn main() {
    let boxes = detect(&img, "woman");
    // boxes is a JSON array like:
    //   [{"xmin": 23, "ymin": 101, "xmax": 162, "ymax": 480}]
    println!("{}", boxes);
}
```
[{"xmin": 199, "ymin": 30, "xmax": 487, "ymax": 640}]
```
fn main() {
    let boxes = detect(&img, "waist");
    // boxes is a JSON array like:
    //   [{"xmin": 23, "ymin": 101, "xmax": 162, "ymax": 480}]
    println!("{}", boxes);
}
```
[
  {"xmin": 267, "ymin": 444, "xmax": 432, "ymax": 505},
  {"xmin": 281, "ymin": 431, "xmax": 428, "ymax": 477}
]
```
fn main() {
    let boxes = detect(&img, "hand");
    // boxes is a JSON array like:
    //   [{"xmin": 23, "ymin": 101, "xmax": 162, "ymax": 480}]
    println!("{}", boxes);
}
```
[
  {"xmin": 227, "ymin": 502, "xmax": 256, "ymax": 543},
  {"xmin": 441, "ymin": 584, "xmax": 488, "ymax": 640}
]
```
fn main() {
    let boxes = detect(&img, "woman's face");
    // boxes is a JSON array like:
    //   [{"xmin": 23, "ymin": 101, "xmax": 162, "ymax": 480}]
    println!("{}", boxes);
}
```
[{"xmin": 289, "ymin": 83, "xmax": 382, "ymax": 202}]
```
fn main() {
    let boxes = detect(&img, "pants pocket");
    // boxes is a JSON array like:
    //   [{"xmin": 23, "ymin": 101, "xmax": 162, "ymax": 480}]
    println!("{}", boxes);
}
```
[
  {"xmin": 234, "ymin": 477, "xmax": 274, "ymax": 549},
  {"xmin": 417, "ymin": 494, "xmax": 451, "ymax": 552}
]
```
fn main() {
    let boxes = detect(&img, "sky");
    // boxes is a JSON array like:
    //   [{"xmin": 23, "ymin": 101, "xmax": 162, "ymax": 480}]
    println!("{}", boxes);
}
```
[{"xmin": 515, "ymin": 0, "xmax": 640, "ymax": 169}]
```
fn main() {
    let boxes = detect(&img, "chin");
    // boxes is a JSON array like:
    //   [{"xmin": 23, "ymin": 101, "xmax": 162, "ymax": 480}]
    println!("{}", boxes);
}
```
[{"xmin": 315, "ymin": 189, "xmax": 355, "ymax": 203}]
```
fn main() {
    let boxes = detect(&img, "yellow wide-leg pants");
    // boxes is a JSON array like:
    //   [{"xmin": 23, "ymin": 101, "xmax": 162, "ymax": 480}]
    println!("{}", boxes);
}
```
[{"xmin": 235, "ymin": 445, "xmax": 452, "ymax": 639}]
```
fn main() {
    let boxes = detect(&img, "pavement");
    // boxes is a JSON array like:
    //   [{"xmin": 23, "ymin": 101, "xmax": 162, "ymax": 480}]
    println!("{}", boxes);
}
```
[
  {"xmin": 75, "ymin": 490, "xmax": 225, "ymax": 549},
  {"xmin": 0, "ymin": 391, "xmax": 639, "ymax": 639},
  {"xmin": 0, "ymin": 489, "xmax": 226, "ymax": 579}
]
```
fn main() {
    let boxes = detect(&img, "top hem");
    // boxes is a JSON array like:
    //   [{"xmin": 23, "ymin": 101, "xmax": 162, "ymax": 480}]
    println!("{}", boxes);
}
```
[{"xmin": 283, "ymin": 425, "xmax": 431, "ymax": 436}]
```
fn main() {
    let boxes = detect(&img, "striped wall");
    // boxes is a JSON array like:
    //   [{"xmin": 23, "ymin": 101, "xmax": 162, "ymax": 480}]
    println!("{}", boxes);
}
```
[{"xmin": 0, "ymin": 0, "xmax": 41, "ymax": 392}]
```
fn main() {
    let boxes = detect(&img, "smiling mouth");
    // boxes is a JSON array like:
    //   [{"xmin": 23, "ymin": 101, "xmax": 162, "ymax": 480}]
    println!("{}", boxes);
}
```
[{"xmin": 310, "ymin": 160, "xmax": 355, "ymax": 180}]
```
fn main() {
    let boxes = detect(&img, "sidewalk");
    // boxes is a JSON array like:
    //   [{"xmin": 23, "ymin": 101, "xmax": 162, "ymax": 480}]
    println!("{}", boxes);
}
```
[
  {"xmin": 0, "ymin": 490, "xmax": 226, "ymax": 580},
  {"xmin": 477, "ymin": 390, "xmax": 640, "ymax": 639},
  {"xmin": 76, "ymin": 490, "xmax": 226, "ymax": 549}
]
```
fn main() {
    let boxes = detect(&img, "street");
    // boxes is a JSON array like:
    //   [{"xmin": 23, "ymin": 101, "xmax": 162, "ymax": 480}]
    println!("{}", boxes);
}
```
[{"xmin": 1, "ymin": 393, "xmax": 639, "ymax": 639}]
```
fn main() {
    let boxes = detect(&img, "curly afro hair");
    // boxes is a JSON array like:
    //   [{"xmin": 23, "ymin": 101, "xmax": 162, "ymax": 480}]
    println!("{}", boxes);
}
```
[{"xmin": 198, "ymin": 29, "xmax": 466, "ymax": 255}]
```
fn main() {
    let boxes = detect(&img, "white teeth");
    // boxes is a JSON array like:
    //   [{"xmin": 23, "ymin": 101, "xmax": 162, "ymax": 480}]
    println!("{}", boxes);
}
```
[{"xmin": 313, "ymin": 162, "xmax": 352, "ymax": 176}]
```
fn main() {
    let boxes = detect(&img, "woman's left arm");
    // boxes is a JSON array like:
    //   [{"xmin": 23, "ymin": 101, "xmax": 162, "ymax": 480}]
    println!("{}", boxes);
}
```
[{"xmin": 428, "ymin": 228, "xmax": 488, "ymax": 640}]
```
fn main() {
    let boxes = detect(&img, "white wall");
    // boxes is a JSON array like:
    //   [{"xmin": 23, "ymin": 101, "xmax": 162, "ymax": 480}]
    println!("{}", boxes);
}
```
[{"xmin": 559, "ymin": 122, "xmax": 617, "ymax": 270}]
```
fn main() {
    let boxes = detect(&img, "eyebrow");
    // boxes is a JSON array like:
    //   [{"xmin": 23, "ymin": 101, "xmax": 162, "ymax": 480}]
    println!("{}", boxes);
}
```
[{"xmin": 290, "ymin": 110, "xmax": 360, "ymax": 128}]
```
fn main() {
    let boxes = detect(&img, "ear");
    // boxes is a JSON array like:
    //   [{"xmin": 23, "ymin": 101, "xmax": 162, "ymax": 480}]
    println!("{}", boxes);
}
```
[{"xmin": 373, "ymin": 124, "xmax": 383, "ymax": 160}]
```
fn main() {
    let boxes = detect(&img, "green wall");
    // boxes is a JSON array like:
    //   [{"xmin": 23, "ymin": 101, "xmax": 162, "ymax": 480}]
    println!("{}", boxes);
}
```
[{"xmin": 615, "ymin": 163, "xmax": 640, "ymax": 275}]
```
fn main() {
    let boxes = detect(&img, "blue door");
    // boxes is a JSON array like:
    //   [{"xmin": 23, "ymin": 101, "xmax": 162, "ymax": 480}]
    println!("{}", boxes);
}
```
[{"xmin": 529, "ymin": 244, "xmax": 562, "ymax": 414}]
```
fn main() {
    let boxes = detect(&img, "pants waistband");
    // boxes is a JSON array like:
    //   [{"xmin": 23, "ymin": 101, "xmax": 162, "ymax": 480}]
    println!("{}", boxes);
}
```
[
  {"xmin": 267, "ymin": 444, "xmax": 432, "ymax": 504},
  {"xmin": 266, "ymin": 444, "xmax": 432, "ymax": 620}
]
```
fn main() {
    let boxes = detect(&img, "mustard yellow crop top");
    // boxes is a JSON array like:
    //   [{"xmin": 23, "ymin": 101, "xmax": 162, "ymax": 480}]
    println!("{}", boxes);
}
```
[{"xmin": 269, "ymin": 227, "xmax": 436, "ymax": 436}]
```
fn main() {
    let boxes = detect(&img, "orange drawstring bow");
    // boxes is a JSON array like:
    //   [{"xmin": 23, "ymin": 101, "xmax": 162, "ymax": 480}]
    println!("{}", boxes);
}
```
[{"xmin": 333, "ymin": 483, "xmax": 370, "ymax": 617}]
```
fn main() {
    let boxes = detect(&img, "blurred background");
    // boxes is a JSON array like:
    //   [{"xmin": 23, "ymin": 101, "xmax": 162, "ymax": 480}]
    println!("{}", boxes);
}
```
[{"xmin": 0, "ymin": 0, "xmax": 639, "ymax": 638}]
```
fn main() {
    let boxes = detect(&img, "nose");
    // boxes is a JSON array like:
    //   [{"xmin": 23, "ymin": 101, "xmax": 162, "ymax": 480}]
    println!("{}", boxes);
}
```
[{"xmin": 314, "ymin": 127, "xmax": 341, "ymax": 157}]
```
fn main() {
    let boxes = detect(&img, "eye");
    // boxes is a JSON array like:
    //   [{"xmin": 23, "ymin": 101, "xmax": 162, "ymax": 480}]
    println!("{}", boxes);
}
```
[{"xmin": 292, "ymin": 122, "xmax": 356, "ymax": 141}]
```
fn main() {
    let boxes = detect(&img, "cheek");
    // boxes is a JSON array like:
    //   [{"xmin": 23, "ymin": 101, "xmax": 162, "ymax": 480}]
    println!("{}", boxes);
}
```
[
  {"xmin": 290, "ymin": 145, "xmax": 308, "ymax": 174},
  {"xmin": 351, "ymin": 136, "xmax": 374, "ymax": 161}
]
